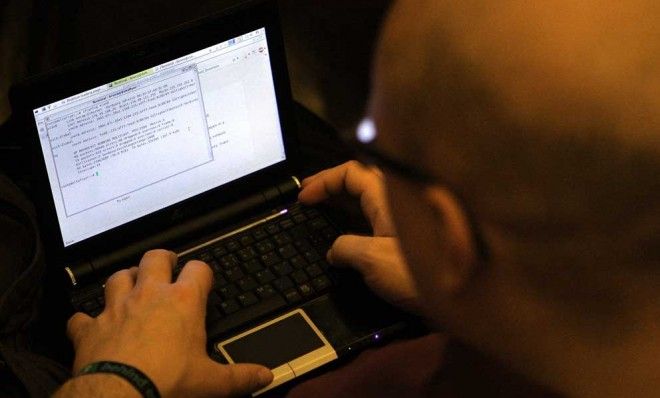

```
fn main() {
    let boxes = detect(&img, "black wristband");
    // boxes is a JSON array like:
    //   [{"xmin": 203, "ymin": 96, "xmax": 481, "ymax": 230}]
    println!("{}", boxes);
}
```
[{"xmin": 77, "ymin": 361, "xmax": 161, "ymax": 398}]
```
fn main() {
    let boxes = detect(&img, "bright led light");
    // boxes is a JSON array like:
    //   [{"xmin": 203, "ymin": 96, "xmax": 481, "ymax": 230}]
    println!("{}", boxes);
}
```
[{"xmin": 356, "ymin": 118, "xmax": 377, "ymax": 144}]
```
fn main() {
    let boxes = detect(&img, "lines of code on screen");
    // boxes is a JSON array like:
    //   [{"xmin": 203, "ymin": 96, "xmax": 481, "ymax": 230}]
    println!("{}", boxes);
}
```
[{"xmin": 44, "ymin": 67, "xmax": 213, "ymax": 216}]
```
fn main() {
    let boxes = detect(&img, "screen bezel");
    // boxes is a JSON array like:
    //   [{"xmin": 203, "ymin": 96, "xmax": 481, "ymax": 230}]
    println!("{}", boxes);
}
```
[{"xmin": 13, "ymin": 0, "xmax": 300, "ymax": 265}]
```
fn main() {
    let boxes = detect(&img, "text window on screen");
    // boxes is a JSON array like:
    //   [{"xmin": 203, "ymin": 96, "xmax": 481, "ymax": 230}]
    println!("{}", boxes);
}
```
[{"xmin": 44, "ymin": 66, "xmax": 213, "ymax": 216}]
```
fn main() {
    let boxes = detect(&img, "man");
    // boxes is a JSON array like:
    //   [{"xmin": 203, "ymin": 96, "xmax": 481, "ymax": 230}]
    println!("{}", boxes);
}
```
[{"xmin": 55, "ymin": 0, "xmax": 660, "ymax": 397}]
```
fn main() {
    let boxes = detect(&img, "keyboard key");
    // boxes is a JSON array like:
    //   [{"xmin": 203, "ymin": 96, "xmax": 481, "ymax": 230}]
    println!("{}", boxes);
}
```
[
  {"xmin": 225, "ymin": 240, "xmax": 241, "ymax": 252},
  {"xmin": 277, "ymin": 244, "xmax": 298, "ymax": 259},
  {"xmin": 298, "ymin": 283, "xmax": 314, "ymax": 297},
  {"xmin": 199, "ymin": 251, "xmax": 213, "ymax": 263},
  {"xmin": 220, "ymin": 254, "xmax": 240, "ymax": 269},
  {"xmin": 273, "ymin": 232, "xmax": 291, "ymax": 246},
  {"xmin": 252, "ymin": 227, "xmax": 268, "ymax": 240},
  {"xmin": 237, "ymin": 247, "xmax": 258, "ymax": 261},
  {"xmin": 293, "ymin": 213, "xmax": 307, "ymax": 224},
  {"xmin": 272, "ymin": 262, "xmax": 293, "ymax": 276},
  {"xmin": 293, "ymin": 239, "xmax": 313, "ymax": 252},
  {"xmin": 224, "ymin": 267, "xmax": 244, "ymax": 283},
  {"xmin": 312, "ymin": 276, "xmax": 332, "ymax": 291},
  {"xmin": 303, "ymin": 250, "xmax": 321, "ymax": 263},
  {"xmin": 309, "ymin": 218, "xmax": 328, "ymax": 230},
  {"xmin": 255, "ymin": 269, "xmax": 276, "ymax": 285},
  {"xmin": 243, "ymin": 259, "xmax": 263, "ymax": 274},
  {"xmin": 308, "ymin": 232, "xmax": 326, "ymax": 247},
  {"xmin": 260, "ymin": 252, "xmax": 281, "ymax": 267},
  {"xmin": 304, "ymin": 208, "xmax": 321, "ymax": 218},
  {"xmin": 291, "ymin": 269, "xmax": 309, "ymax": 284},
  {"xmin": 237, "ymin": 292, "xmax": 258, "ymax": 307},
  {"xmin": 289, "ymin": 255, "xmax": 307, "ymax": 269},
  {"xmin": 273, "ymin": 276, "xmax": 294, "ymax": 292},
  {"xmin": 255, "ymin": 284, "xmax": 276, "ymax": 299},
  {"xmin": 255, "ymin": 239, "xmax": 275, "ymax": 254},
  {"xmin": 219, "ymin": 285, "xmax": 240, "ymax": 299},
  {"xmin": 206, "ymin": 290, "xmax": 222, "ymax": 314},
  {"xmin": 305, "ymin": 264, "xmax": 324, "ymax": 278},
  {"xmin": 212, "ymin": 246, "xmax": 227, "ymax": 259},
  {"xmin": 237, "ymin": 276, "xmax": 258, "ymax": 292},
  {"xmin": 283, "ymin": 289, "xmax": 302, "ymax": 304},
  {"xmin": 289, "ymin": 225, "xmax": 309, "ymax": 239},
  {"xmin": 207, "ymin": 295, "xmax": 287, "ymax": 339},
  {"xmin": 265, "ymin": 224, "xmax": 280, "ymax": 235},
  {"xmin": 208, "ymin": 260, "xmax": 222, "ymax": 273},
  {"xmin": 317, "ymin": 259, "xmax": 331, "ymax": 270},
  {"xmin": 213, "ymin": 275, "xmax": 228, "ymax": 289},
  {"xmin": 321, "ymin": 226, "xmax": 339, "ymax": 242},
  {"xmin": 220, "ymin": 299, "xmax": 240, "ymax": 315},
  {"xmin": 239, "ymin": 234, "xmax": 255, "ymax": 247},
  {"xmin": 279, "ymin": 218, "xmax": 295, "ymax": 229}
]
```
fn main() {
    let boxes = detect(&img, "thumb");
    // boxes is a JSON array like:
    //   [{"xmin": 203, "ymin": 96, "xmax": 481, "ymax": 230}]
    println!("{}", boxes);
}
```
[
  {"xmin": 196, "ymin": 360, "xmax": 273, "ymax": 397},
  {"xmin": 327, "ymin": 234, "xmax": 378, "ymax": 276},
  {"xmin": 328, "ymin": 235, "xmax": 421, "ymax": 314}
]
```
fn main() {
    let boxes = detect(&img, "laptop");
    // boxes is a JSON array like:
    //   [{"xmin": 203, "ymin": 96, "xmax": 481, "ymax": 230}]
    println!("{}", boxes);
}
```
[{"xmin": 12, "ymin": 0, "xmax": 407, "ymax": 394}]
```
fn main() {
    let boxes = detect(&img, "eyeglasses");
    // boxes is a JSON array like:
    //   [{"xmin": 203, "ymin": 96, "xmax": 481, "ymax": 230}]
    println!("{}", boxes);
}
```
[{"xmin": 342, "ymin": 118, "xmax": 491, "ymax": 263}]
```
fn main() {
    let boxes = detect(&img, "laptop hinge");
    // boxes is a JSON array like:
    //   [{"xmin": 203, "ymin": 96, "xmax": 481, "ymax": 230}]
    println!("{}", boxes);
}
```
[{"xmin": 65, "ymin": 176, "xmax": 302, "ymax": 287}]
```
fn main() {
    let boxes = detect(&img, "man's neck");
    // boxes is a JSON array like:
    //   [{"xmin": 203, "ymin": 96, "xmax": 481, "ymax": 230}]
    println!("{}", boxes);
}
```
[
  {"xmin": 557, "ymin": 315, "xmax": 660, "ymax": 398},
  {"xmin": 450, "ymin": 277, "xmax": 660, "ymax": 398}
]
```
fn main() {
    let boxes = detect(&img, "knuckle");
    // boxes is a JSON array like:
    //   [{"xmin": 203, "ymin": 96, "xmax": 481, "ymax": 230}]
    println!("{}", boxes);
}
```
[
  {"xmin": 132, "ymin": 280, "xmax": 159, "ymax": 301},
  {"xmin": 142, "ymin": 249, "xmax": 173, "ymax": 261},
  {"xmin": 185, "ymin": 259, "xmax": 212, "ymax": 274},
  {"xmin": 106, "ymin": 268, "xmax": 130, "ymax": 284},
  {"xmin": 66, "ymin": 313, "xmax": 86, "ymax": 341}
]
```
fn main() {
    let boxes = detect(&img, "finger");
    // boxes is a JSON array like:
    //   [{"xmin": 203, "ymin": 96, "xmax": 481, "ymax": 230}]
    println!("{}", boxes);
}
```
[
  {"xmin": 66, "ymin": 312, "xmax": 93, "ymax": 347},
  {"xmin": 298, "ymin": 161, "xmax": 395, "ymax": 235},
  {"xmin": 175, "ymin": 260, "xmax": 214, "ymax": 300},
  {"xmin": 195, "ymin": 361, "xmax": 273, "ymax": 397},
  {"xmin": 298, "ymin": 161, "xmax": 375, "ymax": 204},
  {"xmin": 104, "ymin": 267, "xmax": 138, "ymax": 308},
  {"xmin": 135, "ymin": 249, "xmax": 177, "ymax": 286}
]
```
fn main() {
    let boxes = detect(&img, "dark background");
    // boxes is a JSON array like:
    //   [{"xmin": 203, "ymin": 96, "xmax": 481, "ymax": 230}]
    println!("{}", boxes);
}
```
[{"xmin": 1, "ymin": 0, "xmax": 392, "ymax": 132}]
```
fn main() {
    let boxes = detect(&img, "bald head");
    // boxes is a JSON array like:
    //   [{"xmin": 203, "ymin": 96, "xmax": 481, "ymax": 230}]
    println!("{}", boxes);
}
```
[
  {"xmin": 371, "ymin": 0, "xmax": 660, "ymax": 323},
  {"xmin": 374, "ymin": 0, "xmax": 660, "ymax": 146}
]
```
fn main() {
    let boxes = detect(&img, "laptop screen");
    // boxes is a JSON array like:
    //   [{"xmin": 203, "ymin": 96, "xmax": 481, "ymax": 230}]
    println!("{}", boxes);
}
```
[{"xmin": 32, "ymin": 28, "xmax": 286, "ymax": 247}]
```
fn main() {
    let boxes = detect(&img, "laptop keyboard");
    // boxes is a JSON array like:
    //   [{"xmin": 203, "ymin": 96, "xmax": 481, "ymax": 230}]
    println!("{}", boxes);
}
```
[{"xmin": 75, "ymin": 204, "xmax": 341, "ymax": 339}]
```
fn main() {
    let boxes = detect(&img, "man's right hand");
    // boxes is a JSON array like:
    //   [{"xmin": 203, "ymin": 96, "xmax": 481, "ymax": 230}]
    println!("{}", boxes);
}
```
[{"xmin": 298, "ymin": 161, "xmax": 421, "ymax": 313}]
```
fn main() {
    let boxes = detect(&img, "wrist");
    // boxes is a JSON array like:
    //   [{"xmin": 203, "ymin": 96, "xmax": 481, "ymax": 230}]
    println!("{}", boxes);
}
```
[
  {"xmin": 55, "ymin": 373, "xmax": 141, "ymax": 398},
  {"xmin": 76, "ymin": 361, "xmax": 162, "ymax": 398}
]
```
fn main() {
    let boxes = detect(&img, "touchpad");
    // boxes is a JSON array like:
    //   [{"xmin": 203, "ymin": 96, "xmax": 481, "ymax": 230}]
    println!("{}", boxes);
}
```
[
  {"xmin": 222, "ymin": 312, "xmax": 324, "ymax": 368},
  {"xmin": 216, "ymin": 309, "xmax": 338, "ymax": 395}
]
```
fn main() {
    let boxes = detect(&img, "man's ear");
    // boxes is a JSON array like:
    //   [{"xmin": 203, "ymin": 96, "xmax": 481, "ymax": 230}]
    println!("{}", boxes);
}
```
[{"xmin": 423, "ymin": 185, "xmax": 479, "ymax": 295}]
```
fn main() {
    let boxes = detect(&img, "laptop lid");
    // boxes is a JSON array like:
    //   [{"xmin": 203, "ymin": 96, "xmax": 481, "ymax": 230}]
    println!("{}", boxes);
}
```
[{"xmin": 14, "ymin": 0, "xmax": 299, "ymax": 266}]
